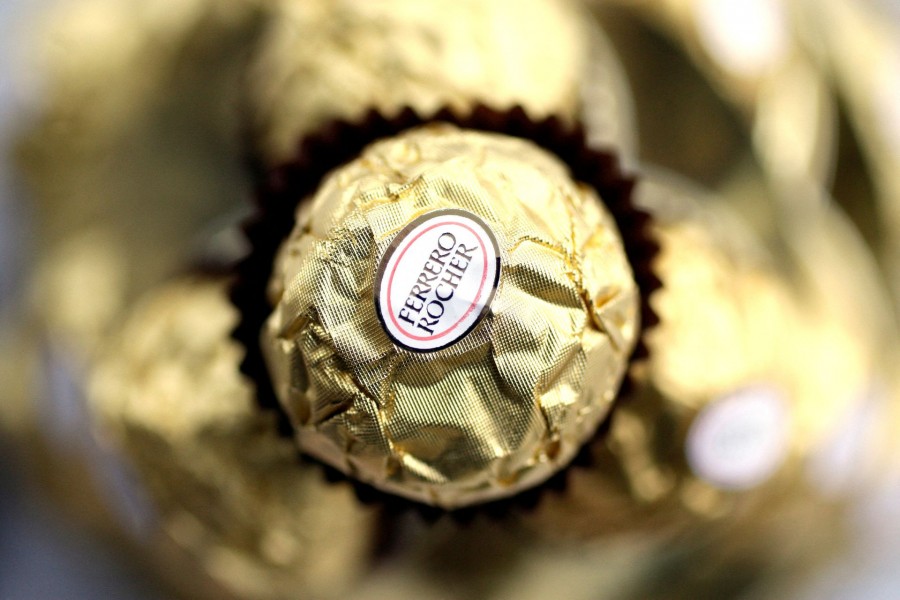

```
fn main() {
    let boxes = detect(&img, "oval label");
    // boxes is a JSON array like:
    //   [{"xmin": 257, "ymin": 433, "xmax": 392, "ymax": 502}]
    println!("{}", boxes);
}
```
[
  {"xmin": 375, "ymin": 208, "xmax": 501, "ymax": 352},
  {"xmin": 685, "ymin": 386, "xmax": 790, "ymax": 490}
]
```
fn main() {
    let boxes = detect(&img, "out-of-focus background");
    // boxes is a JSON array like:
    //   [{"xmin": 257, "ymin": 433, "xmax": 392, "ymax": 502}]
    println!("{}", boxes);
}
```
[{"xmin": 3, "ymin": 0, "xmax": 900, "ymax": 598}]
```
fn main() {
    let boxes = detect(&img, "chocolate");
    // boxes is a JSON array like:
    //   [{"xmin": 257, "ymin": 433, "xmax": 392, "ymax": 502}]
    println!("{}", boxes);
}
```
[
  {"xmin": 522, "ymin": 172, "xmax": 887, "ymax": 537},
  {"xmin": 244, "ymin": 0, "xmax": 592, "ymax": 167},
  {"xmin": 88, "ymin": 279, "xmax": 376, "ymax": 598},
  {"xmin": 260, "ymin": 124, "xmax": 641, "ymax": 508}
]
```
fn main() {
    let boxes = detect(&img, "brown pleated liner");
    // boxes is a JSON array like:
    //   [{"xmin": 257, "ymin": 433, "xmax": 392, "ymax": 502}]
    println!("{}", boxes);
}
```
[{"xmin": 229, "ymin": 105, "xmax": 661, "ymax": 520}]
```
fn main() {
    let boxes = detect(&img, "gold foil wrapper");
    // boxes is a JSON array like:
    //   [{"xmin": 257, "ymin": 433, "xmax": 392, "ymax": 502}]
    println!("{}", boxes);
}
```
[
  {"xmin": 88, "ymin": 279, "xmax": 376, "ymax": 599},
  {"xmin": 523, "ymin": 172, "xmax": 884, "ymax": 537},
  {"xmin": 12, "ymin": 0, "xmax": 627, "ymax": 364},
  {"xmin": 262, "ymin": 125, "xmax": 640, "ymax": 508},
  {"xmin": 246, "ymin": 0, "xmax": 592, "ymax": 165}
]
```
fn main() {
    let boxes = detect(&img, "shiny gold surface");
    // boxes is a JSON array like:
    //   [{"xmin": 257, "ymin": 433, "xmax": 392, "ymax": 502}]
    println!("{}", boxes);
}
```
[
  {"xmin": 524, "ymin": 172, "xmax": 882, "ymax": 535},
  {"xmin": 12, "ymin": 0, "xmax": 630, "ymax": 360},
  {"xmin": 5, "ymin": 0, "xmax": 900, "ymax": 598},
  {"xmin": 88, "ymin": 278, "xmax": 376, "ymax": 600},
  {"xmin": 262, "ymin": 125, "xmax": 640, "ymax": 508},
  {"xmin": 247, "ymin": 0, "xmax": 592, "ymax": 165}
]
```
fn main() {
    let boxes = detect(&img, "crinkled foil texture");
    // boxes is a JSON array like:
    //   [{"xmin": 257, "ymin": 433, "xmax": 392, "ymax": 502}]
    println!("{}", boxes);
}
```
[
  {"xmin": 88, "ymin": 279, "xmax": 375, "ymax": 599},
  {"xmin": 524, "ymin": 177, "xmax": 883, "ymax": 537},
  {"xmin": 247, "ymin": 0, "xmax": 589, "ymax": 165},
  {"xmin": 262, "ymin": 125, "xmax": 639, "ymax": 508}
]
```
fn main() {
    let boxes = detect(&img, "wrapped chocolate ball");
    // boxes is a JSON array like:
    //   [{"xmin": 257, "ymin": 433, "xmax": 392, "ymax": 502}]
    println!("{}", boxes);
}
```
[
  {"xmin": 87, "ymin": 279, "xmax": 377, "ymax": 599},
  {"xmin": 245, "ymin": 0, "xmax": 634, "ymax": 166},
  {"xmin": 258, "ymin": 123, "xmax": 641, "ymax": 508}
]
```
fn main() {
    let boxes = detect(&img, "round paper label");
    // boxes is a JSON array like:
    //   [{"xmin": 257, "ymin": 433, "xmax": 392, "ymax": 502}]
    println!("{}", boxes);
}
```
[
  {"xmin": 375, "ymin": 209, "xmax": 501, "ymax": 352},
  {"xmin": 685, "ymin": 386, "xmax": 790, "ymax": 490}
]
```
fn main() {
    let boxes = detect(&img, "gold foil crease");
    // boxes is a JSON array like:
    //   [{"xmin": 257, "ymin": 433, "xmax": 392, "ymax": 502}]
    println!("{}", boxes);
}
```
[{"xmin": 262, "ymin": 125, "xmax": 640, "ymax": 508}]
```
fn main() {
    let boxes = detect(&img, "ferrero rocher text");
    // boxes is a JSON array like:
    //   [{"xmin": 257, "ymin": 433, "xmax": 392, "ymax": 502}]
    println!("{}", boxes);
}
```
[
  {"xmin": 395, "ymin": 231, "xmax": 477, "ymax": 335},
  {"xmin": 376, "ymin": 208, "xmax": 501, "ymax": 351}
]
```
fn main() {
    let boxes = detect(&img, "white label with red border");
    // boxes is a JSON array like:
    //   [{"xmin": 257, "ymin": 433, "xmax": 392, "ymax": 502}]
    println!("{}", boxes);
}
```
[{"xmin": 375, "ymin": 209, "xmax": 501, "ymax": 352}]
